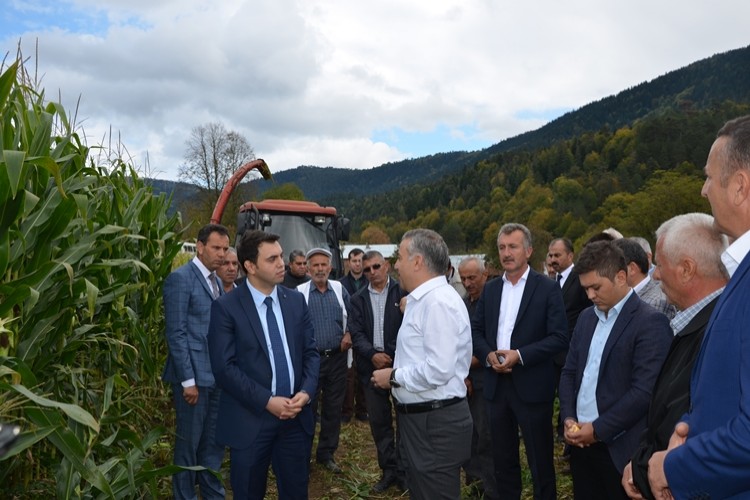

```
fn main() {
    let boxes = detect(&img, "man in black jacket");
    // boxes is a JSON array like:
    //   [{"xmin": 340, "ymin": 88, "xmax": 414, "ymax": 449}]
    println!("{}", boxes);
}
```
[
  {"xmin": 349, "ymin": 250, "xmax": 407, "ymax": 493},
  {"xmin": 621, "ymin": 213, "xmax": 728, "ymax": 500}
]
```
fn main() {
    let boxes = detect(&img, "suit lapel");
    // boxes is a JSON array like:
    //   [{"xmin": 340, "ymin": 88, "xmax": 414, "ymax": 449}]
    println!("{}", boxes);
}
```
[
  {"xmin": 600, "ymin": 293, "xmax": 639, "ymax": 368},
  {"xmin": 692, "ymin": 252, "xmax": 750, "ymax": 384},
  {"xmin": 189, "ymin": 260, "xmax": 214, "ymax": 299},
  {"xmin": 237, "ymin": 284, "xmax": 271, "ymax": 361},
  {"xmin": 514, "ymin": 270, "xmax": 539, "ymax": 329}
]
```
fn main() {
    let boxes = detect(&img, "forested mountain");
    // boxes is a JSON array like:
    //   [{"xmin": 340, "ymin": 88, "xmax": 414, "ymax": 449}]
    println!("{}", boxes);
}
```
[
  {"xmin": 153, "ymin": 45, "xmax": 750, "ymax": 268},
  {"xmin": 253, "ymin": 44, "xmax": 750, "ymax": 203}
]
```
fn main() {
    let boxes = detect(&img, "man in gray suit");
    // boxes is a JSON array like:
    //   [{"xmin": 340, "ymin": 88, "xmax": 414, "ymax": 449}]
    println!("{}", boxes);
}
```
[
  {"xmin": 163, "ymin": 223, "xmax": 229, "ymax": 500},
  {"xmin": 613, "ymin": 238, "xmax": 676, "ymax": 320}
]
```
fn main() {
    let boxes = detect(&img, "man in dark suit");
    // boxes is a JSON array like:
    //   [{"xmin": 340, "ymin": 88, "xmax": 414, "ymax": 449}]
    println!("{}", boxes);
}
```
[
  {"xmin": 648, "ymin": 115, "xmax": 750, "ymax": 499},
  {"xmin": 349, "ymin": 250, "xmax": 407, "ymax": 493},
  {"xmin": 162, "ymin": 223, "xmax": 229, "ymax": 500},
  {"xmin": 559, "ymin": 240, "xmax": 672, "ymax": 500},
  {"xmin": 621, "ymin": 213, "xmax": 727, "ymax": 500},
  {"xmin": 207, "ymin": 230, "xmax": 320, "ymax": 499},
  {"xmin": 472, "ymin": 223, "xmax": 569, "ymax": 500}
]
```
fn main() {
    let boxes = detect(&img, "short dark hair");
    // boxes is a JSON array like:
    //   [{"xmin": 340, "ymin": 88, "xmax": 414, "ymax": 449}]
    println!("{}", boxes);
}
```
[
  {"xmin": 583, "ymin": 232, "xmax": 615, "ymax": 247},
  {"xmin": 197, "ymin": 223, "xmax": 229, "ymax": 244},
  {"xmin": 288, "ymin": 249, "xmax": 305, "ymax": 263},
  {"xmin": 349, "ymin": 247, "xmax": 365, "ymax": 258},
  {"xmin": 238, "ymin": 230, "xmax": 280, "ymax": 266},
  {"xmin": 550, "ymin": 237, "xmax": 574, "ymax": 253},
  {"xmin": 613, "ymin": 238, "xmax": 649, "ymax": 275},
  {"xmin": 576, "ymin": 240, "xmax": 627, "ymax": 281}
]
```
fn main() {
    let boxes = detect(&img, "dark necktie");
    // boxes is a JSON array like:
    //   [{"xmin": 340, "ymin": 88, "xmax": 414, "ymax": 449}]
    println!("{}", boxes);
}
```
[
  {"xmin": 557, "ymin": 274, "xmax": 563, "ymax": 287},
  {"xmin": 264, "ymin": 296, "xmax": 291, "ymax": 397},
  {"xmin": 209, "ymin": 272, "xmax": 220, "ymax": 299}
]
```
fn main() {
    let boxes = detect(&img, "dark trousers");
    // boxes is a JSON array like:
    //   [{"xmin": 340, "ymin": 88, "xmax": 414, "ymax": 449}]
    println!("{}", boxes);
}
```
[
  {"xmin": 465, "ymin": 368, "xmax": 499, "ymax": 499},
  {"xmin": 488, "ymin": 375, "xmax": 556, "ymax": 500},
  {"xmin": 570, "ymin": 442, "xmax": 628, "ymax": 500},
  {"xmin": 342, "ymin": 360, "xmax": 367, "ymax": 418},
  {"xmin": 229, "ymin": 415, "xmax": 312, "ymax": 499},
  {"xmin": 171, "ymin": 384, "xmax": 225, "ymax": 500},
  {"xmin": 398, "ymin": 399, "xmax": 472, "ymax": 500},
  {"xmin": 312, "ymin": 351, "xmax": 348, "ymax": 461},
  {"xmin": 361, "ymin": 379, "xmax": 404, "ymax": 475}
]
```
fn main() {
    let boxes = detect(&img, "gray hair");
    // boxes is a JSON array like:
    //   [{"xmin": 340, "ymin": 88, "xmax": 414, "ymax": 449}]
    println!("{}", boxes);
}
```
[
  {"xmin": 458, "ymin": 256, "xmax": 485, "ymax": 274},
  {"xmin": 402, "ymin": 229, "xmax": 451, "ymax": 276},
  {"xmin": 630, "ymin": 236, "xmax": 652, "ymax": 255},
  {"xmin": 363, "ymin": 250, "xmax": 384, "ymax": 262},
  {"xmin": 655, "ymin": 213, "xmax": 728, "ymax": 280},
  {"xmin": 497, "ymin": 223, "xmax": 533, "ymax": 250},
  {"xmin": 288, "ymin": 249, "xmax": 305, "ymax": 263}
]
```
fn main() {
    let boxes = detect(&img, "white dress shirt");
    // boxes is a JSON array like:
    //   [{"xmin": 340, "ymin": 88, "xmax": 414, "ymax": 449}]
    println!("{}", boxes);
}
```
[
  {"xmin": 722, "ymin": 229, "xmax": 750, "ymax": 278},
  {"xmin": 497, "ymin": 266, "xmax": 530, "ymax": 350},
  {"xmin": 391, "ymin": 276, "xmax": 472, "ymax": 404}
]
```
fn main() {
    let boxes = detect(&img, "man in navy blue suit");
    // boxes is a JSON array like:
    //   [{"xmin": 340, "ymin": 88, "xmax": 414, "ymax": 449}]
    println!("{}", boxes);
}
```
[
  {"xmin": 559, "ymin": 240, "xmax": 672, "ymax": 500},
  {"xmin": 648, "ymin": 115, "xmax": 750, "ymax": 499},
  {"xmin": 472, "ymin": 223, "xmax": 569, "ymax": 500},
  {"xmin": 208, "ymin": 230, "xmax": 320, "ymax": 499},
  {"xmin": 163, "ymin": 223, "xmax": 229, "ymax": 499}
]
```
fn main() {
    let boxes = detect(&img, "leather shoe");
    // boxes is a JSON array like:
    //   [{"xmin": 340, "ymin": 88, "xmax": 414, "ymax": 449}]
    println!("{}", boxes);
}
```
[
  {"xmin": 372, "ymin": 472, "xmax": 397, "ymax": 493},
  {"xmin": 317, "ymin": 458, "xmax": 342, "ymax": 473}
]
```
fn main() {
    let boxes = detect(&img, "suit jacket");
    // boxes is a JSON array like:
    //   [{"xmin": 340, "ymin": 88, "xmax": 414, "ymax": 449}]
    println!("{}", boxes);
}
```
[
  {"xmin": 630, "ymin": 296, "xmax": 718, "ymax": 500},
  {"xmin": 637, "ymin": 278, "xmax": 676, "ymax": 320},
  {"xmin": 472, "ymin": 268, "xmax": 569, "ymax": 403},
  {"xmin": 664, "ymin": 251, "xmax": 750, "ymax": 499},
  {"xmin": 560, "ymin": 267, "xmax": 593, "ymax": 335},
  {"xmin": 162, "ymin": 260, "xmax": 220, "ymax": 386},
  {"xmin": 207, "ymin": 284, "xmax": 320, "ymax": 449},
  {"xmin": 559, "ymin": 292, "xmax": 672, "ymax": 472},
  {"xmin": 349, "ymin": 279, "xmax": 406, "ymax": 382}
]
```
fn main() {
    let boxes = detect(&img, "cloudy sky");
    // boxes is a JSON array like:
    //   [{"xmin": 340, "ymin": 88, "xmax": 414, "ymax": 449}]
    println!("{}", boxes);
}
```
[{"xmin": 2, "ymin": 1, "xmax": 749, "ymax": 181}]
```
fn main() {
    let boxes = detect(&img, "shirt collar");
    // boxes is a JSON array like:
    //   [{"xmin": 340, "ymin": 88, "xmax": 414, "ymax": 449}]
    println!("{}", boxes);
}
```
[
  {"xmin": 246, "ymin": 280, "xmax": 279, "ymax": 308},
  {"xmin": 192, "ymin": 256, "xmax": 212, "ymax": 279},
  {"xmin": 502, "ymin": 265, "xmax": 531, "ymax": 285},
  {"xmin": 594, "ymin": 288, "xmax": 633, "ymax": 322},
  {"xmin": 408, "ymin": 275, "xmax": 448, "ymax": 302},
  {"xmin": 559, "ymin": 264, "xmax": 574, "ymax": 281},
  {"xmin": 633, "ymin": 275, "xmax": 651, "ymax": 294},
  {"xmin": 722, "ymin": 229, "xmax": 750, "ymax": 278}
]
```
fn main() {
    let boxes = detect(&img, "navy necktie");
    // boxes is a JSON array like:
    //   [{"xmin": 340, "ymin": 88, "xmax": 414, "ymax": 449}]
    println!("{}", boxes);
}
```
[
  {"xmin": 264, "ymin": 296, "xmax": 291, "ymax": 397},
  {"xmin": 557, "ymin": 273, "xmax": 563, "ymax": 286}
]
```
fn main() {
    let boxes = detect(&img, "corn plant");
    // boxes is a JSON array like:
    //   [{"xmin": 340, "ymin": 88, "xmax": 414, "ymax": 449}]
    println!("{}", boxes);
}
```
[{"xmin": 0, "ymin": 51, "xmax": 186, "ymax": 497}]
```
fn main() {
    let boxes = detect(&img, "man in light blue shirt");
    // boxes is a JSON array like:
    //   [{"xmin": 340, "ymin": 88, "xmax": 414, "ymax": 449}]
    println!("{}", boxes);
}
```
[{"xmin": 559, "ymin": 240, "xmax": 672, "ymax": 500}]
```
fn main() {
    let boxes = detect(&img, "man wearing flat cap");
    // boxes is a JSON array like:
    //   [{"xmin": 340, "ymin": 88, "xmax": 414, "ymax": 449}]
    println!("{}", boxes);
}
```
[{"xmin": 297, "ymin": 247, "xmax": 352, "ymax": 473}]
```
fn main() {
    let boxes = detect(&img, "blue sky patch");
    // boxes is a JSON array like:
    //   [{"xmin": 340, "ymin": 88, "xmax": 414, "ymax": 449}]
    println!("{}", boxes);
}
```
[
  {"xmin": 372, "ymin": 123, "xmax": 494, "ymax": 157},
  {"xmin": 1, "ymin": 1, "xmax": 112, "ymax": 38}
]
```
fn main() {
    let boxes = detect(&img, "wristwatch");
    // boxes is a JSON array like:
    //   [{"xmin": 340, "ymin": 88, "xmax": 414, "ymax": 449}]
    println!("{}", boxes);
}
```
[{"xmin": 389, "ymin": 369, "xmax": 401, "ymax": 388}]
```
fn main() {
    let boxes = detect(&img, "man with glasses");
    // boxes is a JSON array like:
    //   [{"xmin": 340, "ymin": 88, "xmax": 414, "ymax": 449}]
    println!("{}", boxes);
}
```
[{"xmin": 350, "ymin": 251, "xmax": 408, "ymax": 492}]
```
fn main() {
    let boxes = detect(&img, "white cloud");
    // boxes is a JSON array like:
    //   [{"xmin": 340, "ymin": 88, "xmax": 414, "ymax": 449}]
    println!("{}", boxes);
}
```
[{"xmin": 2, "ymin": 0, "xmax": 749, "ymax": 181}]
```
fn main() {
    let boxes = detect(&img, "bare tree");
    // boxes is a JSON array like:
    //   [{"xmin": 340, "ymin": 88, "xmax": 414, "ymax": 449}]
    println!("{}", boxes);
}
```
[{"xmin": 179, "ymin": 122, "xmax": 256, "ymax": 199}]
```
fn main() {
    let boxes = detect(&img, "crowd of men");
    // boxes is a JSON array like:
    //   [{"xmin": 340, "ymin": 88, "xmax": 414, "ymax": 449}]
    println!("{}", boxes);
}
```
[{"xmin": 161, "ymin": 115, "xmax": 750, "ymax": 499}]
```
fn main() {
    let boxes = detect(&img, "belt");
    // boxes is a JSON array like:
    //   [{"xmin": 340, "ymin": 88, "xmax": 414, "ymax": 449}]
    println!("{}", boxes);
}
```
[
  {"xmin": 395, "ymin": 396, "xmax": 465, "ymax": 414},
  {"xmin": 318, "ymin": 348, "xmax": 341, "ymax": 357}
]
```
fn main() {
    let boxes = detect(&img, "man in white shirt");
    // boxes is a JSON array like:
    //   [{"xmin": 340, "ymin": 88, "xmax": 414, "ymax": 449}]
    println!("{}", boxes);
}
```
[{"xmin": 372, "ymin": 228, "xmax": 472, "ymax": 500}]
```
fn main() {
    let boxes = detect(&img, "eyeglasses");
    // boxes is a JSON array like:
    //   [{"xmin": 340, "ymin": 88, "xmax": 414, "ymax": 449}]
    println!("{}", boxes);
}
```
[{"xmin": 362, "ymin": 263, "xmax": 383, "ymax": 274}]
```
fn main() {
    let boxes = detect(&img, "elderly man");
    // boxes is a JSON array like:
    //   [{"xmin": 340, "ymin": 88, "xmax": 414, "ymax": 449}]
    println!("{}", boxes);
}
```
[
  {"xmin": 620, "ymin": 213, "xmax": 727, "ymax": 500},
  {"xmin": 458, "ymin": 256, "xmax": 498, "ymax": 499},
  {"xmin": 372, "ymin": 229, "xmax": 473, "ymax": 500},
  {"xmin": 297, "ymin": 247, "xmax": 351, "ymax": 473},
  {"xmin": 349, "ymin": 250, "xmax": 407, "ymax": 493},
  {"xmin": 216, "ymin": 247, "xmax": 239, "ymax": 293},
  {"xmin": 648, "ymin": 115, "xmax": 750, "ymax": 499}
]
